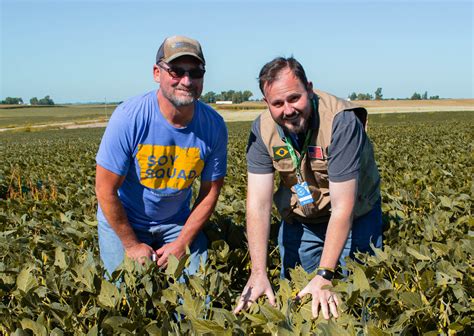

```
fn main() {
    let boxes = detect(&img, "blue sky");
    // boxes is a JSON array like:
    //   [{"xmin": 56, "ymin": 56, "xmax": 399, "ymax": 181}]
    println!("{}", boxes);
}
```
[{"xmin": 1, "ymin": 0, "xmax": 472, "ymax": 103}]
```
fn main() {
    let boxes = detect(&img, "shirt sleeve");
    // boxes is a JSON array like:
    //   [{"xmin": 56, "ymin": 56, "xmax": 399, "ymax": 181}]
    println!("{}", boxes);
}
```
[
  {"xmin": 96, "ymin": 104, "xmax": 135, "ymax": 176},
  {"xmin": 246, "ymin": 116, "xmax": 275, "ymax": 174},
  {"xmin": 200, "ymin": 120, "xmax": 228, "ymax": 182},
  {"xmin": 327, "ymin": 111, "xmax": 365, "ymax": 182}
]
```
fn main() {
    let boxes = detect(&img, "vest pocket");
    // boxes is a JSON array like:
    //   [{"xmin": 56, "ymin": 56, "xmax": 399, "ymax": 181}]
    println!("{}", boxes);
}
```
[
  {"xmin": 274, "ymin": 158, "xmax": 298, "ymax": 188},
  {"xmin": 309, "ymin": 159, "xmax": 329, "ymax": 190}
]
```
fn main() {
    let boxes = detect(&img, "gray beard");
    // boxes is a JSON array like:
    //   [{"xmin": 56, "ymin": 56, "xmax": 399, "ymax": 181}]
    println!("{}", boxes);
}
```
[
  {"xmin": 161, "ymin": 87, "xmax": 196, "ymax": 107},
  {"xmin": 168, "ymin": 95, "xmax": 195, "ymax": 107}
]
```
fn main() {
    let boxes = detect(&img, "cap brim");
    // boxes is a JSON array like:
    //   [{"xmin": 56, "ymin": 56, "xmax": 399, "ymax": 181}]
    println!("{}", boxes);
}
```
[{"xmin": 163, "ymin": 52, "xmax": 205, "ymax": 65}]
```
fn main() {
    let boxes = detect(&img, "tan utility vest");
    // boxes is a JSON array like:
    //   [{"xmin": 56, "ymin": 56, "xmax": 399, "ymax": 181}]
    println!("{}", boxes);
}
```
[{"xmin": 260, "ymin": 89, "xmax": 380, "ymax": 224}]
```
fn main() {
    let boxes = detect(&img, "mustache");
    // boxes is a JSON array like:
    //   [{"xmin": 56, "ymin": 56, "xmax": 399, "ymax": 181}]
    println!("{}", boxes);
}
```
[
  {"xmin": 282, "ymin": 110, "xmax": 300, "ymax": 120},
  {"xmin": 175, "ymin": 85, "xmax": 196, "ymax": 93}
]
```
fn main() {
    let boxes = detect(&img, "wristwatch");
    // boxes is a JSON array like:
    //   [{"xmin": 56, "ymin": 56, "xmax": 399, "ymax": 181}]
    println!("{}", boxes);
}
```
[{"xmin": 316, "ymin": 268, "xmax": 335, "ymax": 281}]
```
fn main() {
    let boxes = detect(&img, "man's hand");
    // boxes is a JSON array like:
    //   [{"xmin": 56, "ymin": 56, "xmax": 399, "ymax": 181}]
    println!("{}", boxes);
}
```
[
  {"xmin": 234, "ymin": 272, "xmax": 276, "ymax": 314},
  {"xmin": 155, "ymin": 240, "xmax": 187, "ymax": 268},
  {"xmin": 296, "ymin": 275, "xmax": 339, "ymax": 320},
  {"xmin": 125, "ymin": 242, "xmax": 156, "ymax": 264}
]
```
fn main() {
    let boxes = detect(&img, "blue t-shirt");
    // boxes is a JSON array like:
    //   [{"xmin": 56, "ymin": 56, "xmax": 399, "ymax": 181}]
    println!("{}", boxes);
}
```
[{"xmin": 96, "ymin": 90, "xmax": 228, "ymax": 229}]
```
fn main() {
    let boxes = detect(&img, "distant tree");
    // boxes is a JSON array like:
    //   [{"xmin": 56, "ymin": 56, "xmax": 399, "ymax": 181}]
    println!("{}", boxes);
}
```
[
  {"xmin": 226, "ymin": 90, "xmax": 235, "ymax": 101},
  {"xmin": 29, "ymin": 95, "xmax": 54, "ymax": 105},
  {"xmin": 374, "ymin": 88, "xmax": 383, "ymax": 100},
  {"xmin": 242, "ymin": 90, "xmax": 253, "ymax": 102},
  {"xmin": 209, "ymin": 90, "xmax": 253, "ymax": 103},
  {"xmin": 0, "ymin": 97, "xmax": 23, "ymax": 104},
  {"xmin": 422, "ymin": 91, "xmax": 428, "ymax": 100},
  {"xmin": 201, "ymin": 91, "xmax": 217, "ymax": 103},
  {"xmin": 233, "ymin": 91, "xmax": 244, "ymax": 104},
  {"xmin": 429, "ymin": 95, "xmax": 440, "ymax": 100},
  {"xmin": 357, "ymin": 93, "xmax": 373, "ymax": 100},
  {"xmin": 411, "ymin": 92, "xmax": 422, "ymax": 100},
  {"xmin": 349, "ymin": 92, "xmax": 357, "ymax": 100},
  {"xmin": 38, "ymin": 95, "xmax": 55, "ymax": 105}
]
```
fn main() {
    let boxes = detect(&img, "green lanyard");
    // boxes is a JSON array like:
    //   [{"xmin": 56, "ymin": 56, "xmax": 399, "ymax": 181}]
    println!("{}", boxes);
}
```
[
  {"xmin": 281, "ymin": 98, "xmax": 317, "ymax": 184},
  {"xmin": 284, "ymin": 128, "xmax": 313, "ymax": 184}
]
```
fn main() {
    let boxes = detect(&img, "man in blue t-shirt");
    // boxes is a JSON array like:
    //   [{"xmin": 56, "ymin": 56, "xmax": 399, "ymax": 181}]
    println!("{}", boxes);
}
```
[{"xmin": 95, "ymin": 35, "xmax": 227, "ymax": 276}]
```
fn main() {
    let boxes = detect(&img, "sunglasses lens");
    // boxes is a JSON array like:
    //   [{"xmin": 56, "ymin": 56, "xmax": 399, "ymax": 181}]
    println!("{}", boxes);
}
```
[
  {"xmin": 168, "ymin": 66, "xmax": 205, "ymax": 79},
  {"xmin": 188, "ymin": 69, "xmax": 205, "ymax": 79},
  {"xmin": 168, "ymin": 67, "xmax": 186, "ymax": 78}
]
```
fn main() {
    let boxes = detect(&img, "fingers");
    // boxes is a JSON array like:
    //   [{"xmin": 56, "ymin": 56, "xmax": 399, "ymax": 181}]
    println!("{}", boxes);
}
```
[
  {"xmin": 318, "ymin": 296, "xmax": 330, "ymax": 320},
  {"xmin": 234, "ymin": 283, "xmax": 272, "ymax": 314},
  {"xmin": 298, "ymin": 285, "xmax": 339, "ymax": 320},
  {"xmin": 125, "ymin": 243, "xmax": 154, "ymax": 262},
  {"xmin": 234, "ymin": 287, "xmax": 254, "ymax": 314},
  {"xmin": 315, "ymin": 294, "xmax": 339, "ymax": 320},
  {"xmin": 296, "ymin": 287, "xmax": 308, "ymax": 301},
  {"xmin": 233, "ymin": 297, "xmax": 247, "ymax": 314},
  {"xmin": 328, "ymin": 295, "xmax": 339, "ymax": 318},
  {"xmin": 155, "ymin": 246, "xmax": 167, "ymax": 267},
  {"xmin": 265, "ymin": 288, "xmax": 276, "ymax": 306},
  {"xmin": 312, "ymin": 296, "xmax": 320, "ymax": 318},
  {"xmin": 155, "ymin": 246, "xmax": 164, "ymax": 256},
  {"xmin": 157, "ymin": 253, "xmax": 168, "ymax": 268}
]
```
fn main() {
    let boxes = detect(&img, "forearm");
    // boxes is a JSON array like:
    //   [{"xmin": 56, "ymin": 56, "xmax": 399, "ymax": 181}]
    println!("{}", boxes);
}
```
[
  {"xmin": 177, "ymin": 179, "xmax": 223, "ymax": 246},
  {"xmin": 245, "ymin": 172, "xmax": 274, "ymax": 274},
  {"xmin": 97, "ymin": 192, "xmax": 139, "ymax": 249},
  {"xmin": 176, "ymin": 196, "xmax": 217, "ymax": 246},
  {"xmin": 320, "ymin": 178, "xmax": 357, "ymax": 269},
  {"xmin": 246, "ymin": 202, "xmax": 272, "ymax": 274},
  {"xmin": 319, "ymin": 212, "xmax": 352, "ymax": 269}
]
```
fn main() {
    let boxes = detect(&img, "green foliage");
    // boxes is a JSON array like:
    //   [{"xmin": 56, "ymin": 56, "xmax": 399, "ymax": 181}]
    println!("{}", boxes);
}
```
[
  {"xmin": 411, "ymin": 92, "xmax": 422, "ymax": 100},
  {"xmin": 375, "ymin": 88, "xmax": 383, "ymax": 100},
  {"xmin": 30, "ymin": 95, "xmax": 55, "ymax": 106},
  {"xmin": 0, "ymin": 97, "xmax": 23, "ymax": 105},
  {"xmin": 349, "ymin": 92, "xmax": 374, "ymax": 100},
  {"xmin": 201, "ymin": 90, "xmax": 253, "ymax": 104},
  {"xmin": 1, "ymin": 112, "xmax": 473, "ymax": 334}
]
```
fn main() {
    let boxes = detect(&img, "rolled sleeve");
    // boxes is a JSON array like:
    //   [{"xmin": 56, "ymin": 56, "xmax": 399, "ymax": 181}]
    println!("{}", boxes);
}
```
[{"xmin": 246, "ymin": 116, "xmax": 275, "ymax": 174}]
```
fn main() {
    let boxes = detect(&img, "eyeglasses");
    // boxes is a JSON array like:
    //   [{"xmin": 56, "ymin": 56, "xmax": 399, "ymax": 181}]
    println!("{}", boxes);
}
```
[{"xmin": 158, "ymin": 62, "xmax": 206, "ymax": 79}]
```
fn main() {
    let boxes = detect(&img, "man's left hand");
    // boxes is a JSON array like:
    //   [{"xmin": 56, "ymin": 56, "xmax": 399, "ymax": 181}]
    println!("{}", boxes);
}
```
[
  {"xmin": 296, "ymin": 275, "xmax": 339, "ymax": 320},
  {"xmin": 155, "ymin": 240, "xmax": 187, "ymax": 268}
]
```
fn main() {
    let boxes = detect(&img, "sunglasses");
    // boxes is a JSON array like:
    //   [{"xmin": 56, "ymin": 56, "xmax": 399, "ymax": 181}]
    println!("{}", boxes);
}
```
[{"xmin": 158, "ymin": 62, "xmax": 206, "ymax": 79}]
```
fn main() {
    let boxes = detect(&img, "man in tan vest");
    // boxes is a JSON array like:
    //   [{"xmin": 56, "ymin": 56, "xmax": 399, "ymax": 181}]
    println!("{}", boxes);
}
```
[{"xmin": 234, "ymin": 57, "xmax": 382, "ymax": 320}]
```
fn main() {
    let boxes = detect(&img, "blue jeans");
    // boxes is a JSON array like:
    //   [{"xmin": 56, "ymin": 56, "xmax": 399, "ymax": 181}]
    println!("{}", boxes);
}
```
[
  {"xmin": 278, "ymin": 198, "xmax": 383, "ymax": 278},
  {"xmin": 98, "ymin": 219, "xmax": 208, "ymax": 277}
]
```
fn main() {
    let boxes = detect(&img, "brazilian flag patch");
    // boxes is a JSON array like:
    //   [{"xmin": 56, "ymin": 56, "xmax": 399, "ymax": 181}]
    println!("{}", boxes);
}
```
[{"xmin": 273, "ymin": 146, "xmax": 290, "ymax": 160}]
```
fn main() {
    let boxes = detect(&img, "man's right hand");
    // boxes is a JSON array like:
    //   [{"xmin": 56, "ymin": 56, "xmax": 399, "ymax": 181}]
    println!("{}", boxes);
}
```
[
  {"xmin": 125, "ymin": 243, "xmax": 156, "ymax": 264},
  {"xmin": 233, "ymin": 272, "xmax": 276, "ymax": 314}
]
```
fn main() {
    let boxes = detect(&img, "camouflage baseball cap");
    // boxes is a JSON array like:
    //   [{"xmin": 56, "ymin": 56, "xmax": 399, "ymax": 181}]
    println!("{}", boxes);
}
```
[{"xmin": 156, "ymin": 35, "xmax": 205, "ymax": 65}]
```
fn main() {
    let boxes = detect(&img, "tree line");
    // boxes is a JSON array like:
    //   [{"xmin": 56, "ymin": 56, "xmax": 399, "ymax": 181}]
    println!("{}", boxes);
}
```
[
  {"xmin": 348, "ymin": 88, "xmax": 440, "ymax": 101},
  {"xmin": 200, "ymin": 90, "xmax": 253, "ymax": 104},
  {"xmin": 0, "ymin": 95, "xmax": 55, "ymax": 105}
]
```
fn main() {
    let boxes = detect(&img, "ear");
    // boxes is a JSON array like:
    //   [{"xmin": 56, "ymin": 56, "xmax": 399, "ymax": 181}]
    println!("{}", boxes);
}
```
[
  {"xmin": 263, "ymin": 96, "xmax": 269, "ymax": 107},
  {"xmin": 153, "ymin": 64, "xmax": 161, "ymax": 84},
  {"xmin": 307, "ymin": 81, "xmax": 314, "ymax": 97}
]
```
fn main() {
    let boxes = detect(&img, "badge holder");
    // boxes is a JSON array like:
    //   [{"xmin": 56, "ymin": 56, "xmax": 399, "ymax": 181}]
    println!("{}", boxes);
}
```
[{"xmin": 294, "ymin": 173, "xmax": 314, "ymax": 206}]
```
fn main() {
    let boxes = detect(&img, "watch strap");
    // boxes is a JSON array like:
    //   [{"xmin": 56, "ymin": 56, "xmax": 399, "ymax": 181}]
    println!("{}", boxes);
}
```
[{"xmin": 316, "ymin": 268, "xmax": 335, "ymax": 280}]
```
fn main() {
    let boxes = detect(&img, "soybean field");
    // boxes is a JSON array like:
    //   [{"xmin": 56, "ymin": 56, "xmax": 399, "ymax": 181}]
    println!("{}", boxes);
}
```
[{"xmin": 0, "ymin": 111, "xmax": 472, "ymax": 335}]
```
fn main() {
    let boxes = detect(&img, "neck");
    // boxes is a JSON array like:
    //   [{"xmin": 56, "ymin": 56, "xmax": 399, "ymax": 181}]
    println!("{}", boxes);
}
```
[{"xmin": 157, "ymin": 90, "xmax": 195, "ymax": 128}]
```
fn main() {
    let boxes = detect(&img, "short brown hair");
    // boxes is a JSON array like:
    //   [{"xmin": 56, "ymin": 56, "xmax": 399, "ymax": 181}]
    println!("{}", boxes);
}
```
[{"xmin": 258, "ymin": 57, "xmax": 309, "ymax": 95}]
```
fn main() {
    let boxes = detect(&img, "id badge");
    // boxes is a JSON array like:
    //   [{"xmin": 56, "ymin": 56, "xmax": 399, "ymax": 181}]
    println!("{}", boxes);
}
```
[{"xmin": 294, "ymin": 181, "xmax": 314, "ymax": 206}]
